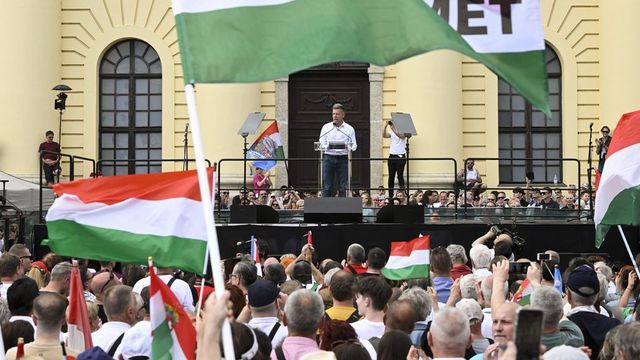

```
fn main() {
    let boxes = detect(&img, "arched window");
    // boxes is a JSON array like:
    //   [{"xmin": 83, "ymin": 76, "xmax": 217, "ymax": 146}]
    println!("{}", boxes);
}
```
[
  {"xmin": 498, "ymin": 45, "xmax": 562, "ymax": 184},
  {"xmin": 99, "ymin": 39, "xmax": 162, "ymax": 176}
]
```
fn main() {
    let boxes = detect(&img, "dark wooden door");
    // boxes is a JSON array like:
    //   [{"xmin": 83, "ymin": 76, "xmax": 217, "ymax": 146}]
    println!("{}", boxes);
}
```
[{"xmin": 288, "ymin": 63, "xmax": 370, "ymax": 193}]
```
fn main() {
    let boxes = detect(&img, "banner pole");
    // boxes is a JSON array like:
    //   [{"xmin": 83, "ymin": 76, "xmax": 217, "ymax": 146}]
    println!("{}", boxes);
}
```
[
  {"xmin": 618, "ymin": 225, "xmax": 640, "ymax": 276},
  {"xmin": 184, "ymin": 83, "xmax": 235, "ymax": 359}
]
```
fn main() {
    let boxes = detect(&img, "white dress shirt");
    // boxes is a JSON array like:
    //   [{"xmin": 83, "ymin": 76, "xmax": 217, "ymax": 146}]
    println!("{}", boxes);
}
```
[
  {"xmin": 133, "ymin": 275, "xmax": 195, "ymax": 312},
  {"xmin": 319, "ymin": 121, "xmax": 357, "ymax": 156},
  {"xmin": 92, "ymin": 321, "xmax": 131, "ymax": 358}
]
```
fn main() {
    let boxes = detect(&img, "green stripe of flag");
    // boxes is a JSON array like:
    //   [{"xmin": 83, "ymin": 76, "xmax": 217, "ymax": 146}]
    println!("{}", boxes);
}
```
[
  {"xmin": 174, "ymin": 0, "xmax": 549, "ymax": 114},
  {"xmin": 152, "ymin": 320, "xmax": 173, "ymax": 360},
  {"xmin": 43, "ymin": 220, "xmax": 207, "ymax": 274},
  {"xmin": 596, "ymin": 184, "xmax": 640, "ymax": 247},
  {"xmin": 381, "ymin": 264, "xmax": 430, "ymax": 281}
]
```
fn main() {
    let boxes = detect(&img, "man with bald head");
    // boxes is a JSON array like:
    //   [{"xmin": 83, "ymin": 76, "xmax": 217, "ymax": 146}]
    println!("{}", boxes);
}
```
[
  {"xmin": 92, "ymin": 285, "xmax": 138, "ymax": 358},
  {"xmin": 90, "ymin": 270, "xmax": 121, "ymax": 323}
]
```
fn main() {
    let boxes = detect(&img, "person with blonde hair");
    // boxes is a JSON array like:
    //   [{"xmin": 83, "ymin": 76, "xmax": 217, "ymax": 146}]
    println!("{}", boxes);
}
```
[{"xmin": 26, "ymin": 267, "xmax": 45, "ymax": 289}]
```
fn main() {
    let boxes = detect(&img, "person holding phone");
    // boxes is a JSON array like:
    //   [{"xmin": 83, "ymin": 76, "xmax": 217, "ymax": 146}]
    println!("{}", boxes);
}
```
[{"xmin": 383, "ymin": 120, "xmax": 407, "ymax": 198}]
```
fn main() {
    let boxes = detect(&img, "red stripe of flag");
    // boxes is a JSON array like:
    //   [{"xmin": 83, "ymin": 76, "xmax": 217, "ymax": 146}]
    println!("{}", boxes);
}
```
[
  {"xmin": 604, "ymin": 110, "xmax": 640, "ymax": 159},
  {"xmin": 389, "ymin": 235, "xmax": 430, "ymax": 257},
  {"xmin": 52, "ymin": 168, "xmax": 213, "ymax": 205}
]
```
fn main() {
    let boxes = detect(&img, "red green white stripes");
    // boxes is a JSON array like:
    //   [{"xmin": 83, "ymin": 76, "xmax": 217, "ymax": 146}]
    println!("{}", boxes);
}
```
[
  {"xmin": 512, "ymin": 278, "xmax": 532, "ymax": 306},
  {"xmin": 595, "ymin": 110, "xmax": 640, "ymax": 247},
  {"xmin": 150, "ymin": 262, "xmax": 197, "ymax": 360},
  {"xmin": 43, "ymin": 169, "xmax": 211, "ymax": 274},
  {"xmin": 381, "ymin": 236, "xmax": 430, "ymax": 280}
]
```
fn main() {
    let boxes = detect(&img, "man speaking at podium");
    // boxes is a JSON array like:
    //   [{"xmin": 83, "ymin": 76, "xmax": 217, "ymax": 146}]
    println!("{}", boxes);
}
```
[{"xmin": 318, "ymin": 103, "xmax": 357, "ymax": 197}]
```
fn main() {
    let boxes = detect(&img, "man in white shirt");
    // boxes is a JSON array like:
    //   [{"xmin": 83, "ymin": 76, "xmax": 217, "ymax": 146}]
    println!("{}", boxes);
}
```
[
  {"xmin": 0, "ymin": 253, "xmax": 22, "ymax": 299},
  {"xmin": 247, "ymin": 279, "xmax": 288, "ymax": 347},
  {"xmin": 92, "ymin": 285, "xmax": 138, "ymax": 358},
  {"xmin": 350, "ymin": 276, "xmax": 392, "ymax": 340},
  {"xmin": 383, "ymin": 120, "xmax": 406, "ymax": 198},
  {"xmin": 132, "ymin": 268, "xmax": 195, "ymax": 312},
  {"xmin": 456, "ymin": 159, "xmax": 486, "ymax": 197},
  {"xmin": 318, "ymin": 103, "xmax": 357, "ymax": 197}
]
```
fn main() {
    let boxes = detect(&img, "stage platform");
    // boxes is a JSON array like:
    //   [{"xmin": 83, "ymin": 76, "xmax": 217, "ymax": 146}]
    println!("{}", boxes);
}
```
[{"xmin": 216, "ymin": 219, "xmax": 640, "ymax": 269}]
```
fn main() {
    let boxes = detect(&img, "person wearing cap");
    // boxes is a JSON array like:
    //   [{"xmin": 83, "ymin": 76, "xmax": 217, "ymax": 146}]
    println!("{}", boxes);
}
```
[
  {"xmin": 566, "ymin": 265, "xmax": 620, "ymax": 360},
  {"xmin": 247, "ymin": 279, "xmax": 288, "ymax": 348},
  {"xmin": 456, "ymin": 299, "xmax": 491, "ymax": 357}
]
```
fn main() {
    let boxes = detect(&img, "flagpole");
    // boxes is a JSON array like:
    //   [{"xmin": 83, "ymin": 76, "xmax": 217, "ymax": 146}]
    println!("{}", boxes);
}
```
[
  {"xmin": 184, "ymin": 83, "xmax": 235, "ymax": 360},
  {"xmin": 618, "ymin": 225, "xmax": 640, "ymax": 276}
]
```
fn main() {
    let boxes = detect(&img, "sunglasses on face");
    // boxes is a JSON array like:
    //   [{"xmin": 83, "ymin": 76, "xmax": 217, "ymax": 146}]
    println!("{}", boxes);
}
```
[
  {"xmin": 497, "ymin": 196, "xmax": 505, "ymax": 199},
  {"xmin": 540, "ymin": 191, "xmax": 548, "ymax": 195}
]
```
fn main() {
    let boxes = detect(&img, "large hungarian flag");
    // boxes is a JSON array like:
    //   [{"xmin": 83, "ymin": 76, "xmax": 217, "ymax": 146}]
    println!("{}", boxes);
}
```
[
  {"xmin": 595, "ymin": 110, "xmax": 640, "ymax": 247},
  {"xmin": 247, "ymin": 121, "xmax": 285, "ymax": 171},
  {"xmin": 172, "ymin": 0, "xmax": 549, "ymax": 114},
  {"xmin": 150, "ymin": 261, "xmax": 196, "ymax": 360},
  {"xmin": 381, "ymin": 235, "xmax": 430, "ymax": 280},
  {"xmin": 43, "ymin": 169, "xmax": 212, "ymax": 274},
  {"xmin": 67, "ymin": 260, "xmax": 93, "ymax": 352}
]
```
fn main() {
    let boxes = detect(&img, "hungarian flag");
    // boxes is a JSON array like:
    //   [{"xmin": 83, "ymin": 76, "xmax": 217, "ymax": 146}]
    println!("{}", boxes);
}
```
[
  {"xmin": 247, "ymin": 121, "xmax": 285, "ymax": 171},
  {"xmin": 172, "ymin": 0, "xmax": 548, "ymax": 114},
  {"xmin": 66, "ymin": 260, "xmax": 93, "ymax": 352},
  {"xmin": 381, "ymin": 235, "xmax": 430, "ymax": 280},
  {"xmin": 250, "ymin": 235, "xmax": 263, "ymax": 277},
  {"xmin": 43, "ymin": 169, "xmax": 211, "ymax": 274},
  {"xmin": 512, "ymin": 278, "xmax": 533, "ymax": 306},
  {"xmin": 150, "ymin": 261, "xmax": 196, "ymax": 360},
  {"xmin": 595, "ymin": 110, "xmax": 640, "ymax": 247}
]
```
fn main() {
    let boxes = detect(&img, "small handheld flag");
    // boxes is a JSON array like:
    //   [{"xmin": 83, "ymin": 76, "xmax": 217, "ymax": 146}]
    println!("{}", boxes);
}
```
[
  {"xmin": 307, "ymin": 231, "xmax": 313, "ymax": 246},
  {"xmin": 251, "ymin": 236, "xmax": 263, "ymax": 277},
  {"xmin": 553, "ymin": 265, "xmax": 563, "ymax": 294}
]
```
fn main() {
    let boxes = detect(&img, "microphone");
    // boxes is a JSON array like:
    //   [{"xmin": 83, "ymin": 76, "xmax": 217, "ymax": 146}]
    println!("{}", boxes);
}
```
[
  {"xmin": 589, "ymin": 122, "xmax": 594, "ymax": 130},
  {"xmin": 236, "ymin": 240, "xmax": 252, "ymax": 246},
  {"xmin": 319, "ymin": 124, "xmax": 337, "ymax": 139},
  {"xmin": 185, "ymin": 123, "xmax": 189, "ymax": 132}
]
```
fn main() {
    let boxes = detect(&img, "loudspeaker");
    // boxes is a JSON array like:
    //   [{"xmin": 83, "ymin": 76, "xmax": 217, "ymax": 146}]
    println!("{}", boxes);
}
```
[
  {"xmin": 33, "ymin": 224, "xmax": 51, "ymax": 259},
  {"xmin": 230, "ymin": 205, "xmax": 279, "ymax": 224},
  {"xmin": 376, "ymin": 205, "xmax": 424, "ymax": 223},
  {"xmin": 304, "ymin": 198, "xmax": 362, "ymax": 223}
]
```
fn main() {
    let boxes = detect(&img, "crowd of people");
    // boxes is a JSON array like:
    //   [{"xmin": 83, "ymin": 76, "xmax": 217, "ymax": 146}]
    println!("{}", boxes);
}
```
[
  {"xmin": 216, "ymin": 183, "xmax": 594, "ymax": 213},
  {"xmin": 1, "ymin": 229, "xmax": 639, "ymax": 359}
]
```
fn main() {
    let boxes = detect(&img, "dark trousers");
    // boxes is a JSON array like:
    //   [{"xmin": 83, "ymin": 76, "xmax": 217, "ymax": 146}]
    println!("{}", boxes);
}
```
[
  {"xmin": 43, "ymin": 163, "xmax": 57, "ymax": 184},
  {"xmin": 322, "ymin": 155, "xmax": 348, "ymax": 197},
  {"xmin": 388, "ymin": 154, "xmax": 406, "ymax": 198}
]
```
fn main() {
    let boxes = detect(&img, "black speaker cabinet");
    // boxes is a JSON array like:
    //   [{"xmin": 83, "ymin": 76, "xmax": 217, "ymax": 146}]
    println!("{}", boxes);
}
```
[
  {"xmin": 376, "ymin": 205, "xmax": 424, "ymax": 223},
  {"xmin": 304, "ymin": 198, "xmax": 362, "ymax": 223},
  {"xmin": 230, "ymin": 205, "xmax": 279, "ymax": 224},
  {"xmin": 33, "ymin": 224, "xmax": 51, "ymax": 259}
]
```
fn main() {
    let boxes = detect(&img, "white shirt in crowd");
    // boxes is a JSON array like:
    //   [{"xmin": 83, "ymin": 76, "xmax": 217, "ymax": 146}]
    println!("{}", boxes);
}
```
[
  {"xmin": 350, "ymin": 318, "xmax": 385, "ymax": 340},
  {"xmin": 248, "ymin": 317, "xmax": 288, "ymax": 347},
  {"xmin": 0, "ymin": 281, "xmax": 13, "ymax": 299},
  {"xmin": 133, "ymin": 275, "xmax": 195, "ymax": 312},
  {"xmin": 92, "ymin": 321, "xmax": 131, "ymax": 358}
]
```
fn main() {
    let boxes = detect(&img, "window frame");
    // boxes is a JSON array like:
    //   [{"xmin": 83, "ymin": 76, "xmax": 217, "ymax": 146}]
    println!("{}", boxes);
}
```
[{"xmin": 99, "ymin": 39, "xmax": 162, "ymax": 176}]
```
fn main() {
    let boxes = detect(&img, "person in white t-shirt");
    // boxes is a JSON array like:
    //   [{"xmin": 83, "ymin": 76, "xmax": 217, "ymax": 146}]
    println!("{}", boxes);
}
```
[
  {"xmin": 456, "ymin": 159, "xmax": 487, "ymax": 196},
  {"xmin": 383, "ymin": 120, "xmax": 407, "ymax": 198},
  {"xmin": 350, "ymin": 276, "xmax": 392, "ymax": 340},
  {"xmin": 132, "ymin": 268, "xmax": 195, "ymax": 313}
]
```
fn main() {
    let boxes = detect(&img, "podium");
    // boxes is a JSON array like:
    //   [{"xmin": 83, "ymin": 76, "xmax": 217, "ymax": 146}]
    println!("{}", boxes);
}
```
[{"xmin": 314, "ymin": 140, "xmax": 352, "ymax": 197}]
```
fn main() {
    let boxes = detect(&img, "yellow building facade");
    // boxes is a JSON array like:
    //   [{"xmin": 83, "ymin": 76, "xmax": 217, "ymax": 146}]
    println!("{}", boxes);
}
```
[{"xmin": 1, "ymin": 0, "xmax": 639, "ymax": 193}]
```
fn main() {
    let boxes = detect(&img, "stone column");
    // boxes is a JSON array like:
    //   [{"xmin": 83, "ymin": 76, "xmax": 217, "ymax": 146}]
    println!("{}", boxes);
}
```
[
  {"xmin": 369, "ymin": 65, "xmax": 384, "ymax": 189},
  {"xmin": 395, "ymin": 51, "xmax": 463, "ymax": 190},
  {"xmin": 274, "ymin": 76, "xmax": 289, "ymax": 187},
  {"xmin": 600, "ymin": 1, "xmax": 640, "ymax": 127},
  {"xmin": 0, "ymin": 0, "xmax": 62, "ymax": 177}
]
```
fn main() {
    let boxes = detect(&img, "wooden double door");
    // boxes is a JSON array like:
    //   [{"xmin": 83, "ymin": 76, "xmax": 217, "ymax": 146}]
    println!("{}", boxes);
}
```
[{"xmin": 288, "ymin": 64, "xmax": 370, "ymax": 193}]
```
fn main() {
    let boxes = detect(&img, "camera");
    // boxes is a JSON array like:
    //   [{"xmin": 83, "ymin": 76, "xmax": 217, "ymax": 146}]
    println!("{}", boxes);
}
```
[{"xmin": 490, "ymin": 223, "xmax": 526, "ymax": 255}]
